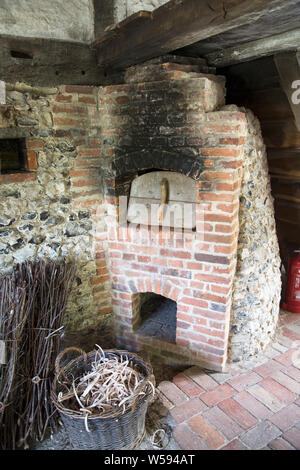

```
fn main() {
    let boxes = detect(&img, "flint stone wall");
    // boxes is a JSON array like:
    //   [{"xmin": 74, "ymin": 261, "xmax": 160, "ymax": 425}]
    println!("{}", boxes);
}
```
[
  {"xmin": 0, "ymin": 85, "xmax": 111, "ymax": 331},
  {"xmin": 229, "ymin": 108, "xmax": 282, "ymax": 362}
]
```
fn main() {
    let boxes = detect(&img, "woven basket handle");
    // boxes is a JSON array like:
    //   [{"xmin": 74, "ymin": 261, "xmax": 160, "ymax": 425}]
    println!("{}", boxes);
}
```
[
  {"xmin": 55, "ymin": 347, "xmax": 87, "ymax": 377},
  {"xmin": 132, "ymin": 373, "xmax": 156, "ymax": 412}
]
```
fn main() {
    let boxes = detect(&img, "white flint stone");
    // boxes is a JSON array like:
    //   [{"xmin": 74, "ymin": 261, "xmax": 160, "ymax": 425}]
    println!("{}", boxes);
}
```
[
  {"xmin": 12, "ymin": 246, "xmax": 36, "ymax": 262},
  {"xmin": 229, "ymin": 109, "xmax": 281, "ymax": 363},
  {"xmin": 0, "ymin": 89, "xmax": 104, "ymax": 333}
]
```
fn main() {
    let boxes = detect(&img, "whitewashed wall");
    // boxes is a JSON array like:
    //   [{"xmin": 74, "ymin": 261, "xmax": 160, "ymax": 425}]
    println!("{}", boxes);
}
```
[
  {"xmin": 125, "ymin": 0, "xmax": 168, "ymax": 15},
  {"xmin": 0, "ymin": 0, "xmax": 94, "ymax": 43},
  {"xmin": 113, "ymin": 0, "xmax": 169, "ymax": 23},
  {"xmin": 0, "ymin": 1, "xmax": 169, "ymax": 42}
]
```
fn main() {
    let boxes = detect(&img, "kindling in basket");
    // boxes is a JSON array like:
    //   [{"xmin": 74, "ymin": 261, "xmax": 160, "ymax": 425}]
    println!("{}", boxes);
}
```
[{"xmin": 51, "ymin": 346, "xmax": 156, "ymax": 450}]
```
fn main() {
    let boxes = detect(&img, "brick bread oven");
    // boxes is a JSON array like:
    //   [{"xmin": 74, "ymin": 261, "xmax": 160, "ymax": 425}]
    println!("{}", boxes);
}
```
[
  {"xmin": 0, "ymin": 56, "xmax": 280, "ymax": 373},
  {"xmin": 97, "ymin": 55, "xmax": 280, "ymax": 372}
]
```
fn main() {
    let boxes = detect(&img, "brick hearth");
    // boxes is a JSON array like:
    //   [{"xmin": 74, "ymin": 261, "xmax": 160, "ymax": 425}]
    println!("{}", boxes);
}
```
[{"xmin": 98, "ymin": 57, "xmax": 248, "ymax": 371}]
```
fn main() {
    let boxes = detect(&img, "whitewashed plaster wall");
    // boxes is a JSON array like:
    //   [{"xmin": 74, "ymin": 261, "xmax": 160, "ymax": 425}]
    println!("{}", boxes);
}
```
[{"xmin": 0, "ymin": 0, "xmax": 95, "ymax": 43}]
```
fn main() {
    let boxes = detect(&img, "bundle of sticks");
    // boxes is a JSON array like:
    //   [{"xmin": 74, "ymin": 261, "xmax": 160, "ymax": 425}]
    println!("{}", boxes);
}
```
[
  {"xmin": 0, "ymin": 260, "xmax": 76, "ymax": 449},
  {"xmin": 0, "ymin": 276, "xmax": 33, "ymax": 449}
]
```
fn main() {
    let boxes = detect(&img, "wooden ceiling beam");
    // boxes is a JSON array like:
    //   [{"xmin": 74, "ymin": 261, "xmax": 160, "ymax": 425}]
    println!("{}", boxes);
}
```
[
  {"xmin": 175, "ymin": 2, "xmax": 300, "ymax": 58},
  {"xmin": 93, "ymin": 0, "xmax": 299, "ymax": 70},
  {"xmin": 274, "ymin": 52, "xmax": 300, "ymax": 132},
  {"xmin": 204, "ymin": 28, "xmax": 300, "ymax": 67}
]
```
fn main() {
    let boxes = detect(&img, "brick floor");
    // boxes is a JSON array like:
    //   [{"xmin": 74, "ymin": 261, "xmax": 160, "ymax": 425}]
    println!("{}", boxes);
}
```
[
  {"xmin": 173, "ymin": 372, "xmax": 204, "ymax": 397},
  {"xmin": 221, "ymin": 439, "xmax": 248, "ymax": 450},
  {"xmin": 227, "ymin": 371, "xmax": 261, "ymax": 392},
  {"xmin": 247, "ymin": 383, "xmax": 286, "ymax": 412},
  {"xmin": 282, "ymin": 427, "xmax": 300, "ymax": 448},
  {"xmin": 284, "ymin": 365, "xmax": 300, "ymax": 382},
  {"xmin": 234, "ymin": 390, "xmax": 273, "ymax": 420},
  {"xmin": 273, "ymin": 348, "xmax": 298, "ymax": 367},
  {"xmin": 200, "ymin": 383, "xmax": 235, "ymax": 407},
  {"xmin": 218, "ymin": 398, "xmax": 258, "ymax": 429},
  {"xmin": 269, "ymin": 403, "xmax": 300, "ymax": 431},
  {"xmin": 172, "ymin": 423, "xmax": 209, "ymax": 450},
  {"xmin": 188, "ymin": 414, "xmax": 226, "ymax": 449},
  {"xmin": 268, "ymin": 438, "xmax": 295, "ymax": 450},
  {"xmin": 170, "ymin": 397, "xmax": 207, "ymax": 424},
  {"xmin": 157, "ymin": 311, "xmax": 300, "ymax": 450},
  {"xmin": 253, "ymin": 359, "xmax": 284, "ymax": 378},
  {"xmin": 202, "ymin": 406, "xmax": 243, "ymax": 440},
  {"xmin": 259, "ymin": 377, "xmax": 296, "ymax": 404},
  {"xmin": 270, "ymin": 369, "xmax": 300, "ymax": 394},
  {"xmin": 157, "ymin": 381, "xmax": 188, "ymax": 406},
  {"xmin": 240, "ymin": 421, "xmax": 281, "ymax": 449},
  {"xmin": 184, "ymin": 366, "xmax": 218, "ymax": 390}
]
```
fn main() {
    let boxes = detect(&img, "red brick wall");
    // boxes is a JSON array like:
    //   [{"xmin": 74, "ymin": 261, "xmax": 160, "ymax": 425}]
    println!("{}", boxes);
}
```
[
  {"xmin": 98, "ymin": 68, "xmax": 247, "ymax": 371},
  {"xmin": 51, "ymin": 85, "xmax": 112, "ymax": 319}
]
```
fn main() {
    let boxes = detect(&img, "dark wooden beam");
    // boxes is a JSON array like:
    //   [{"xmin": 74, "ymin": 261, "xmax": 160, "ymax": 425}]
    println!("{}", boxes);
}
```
[
  {"xmin": 93, "ymin": 0, "xmax": 299, "ymax": 70},
  {"xmin": 176, "ymin": 1, "xmax": 300, "ymax": 57},
  {"xmin": 274, "ymin": 52, "xmax": 300, "ymax": 132},
  {"xmin": 204, "ymin": 28, "xmax": 300, "ymax": 67}
]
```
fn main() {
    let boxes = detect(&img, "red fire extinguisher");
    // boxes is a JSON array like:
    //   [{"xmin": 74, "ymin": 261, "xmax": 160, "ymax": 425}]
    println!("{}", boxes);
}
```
[{"xmin": 283, "ymin": 250, "xmax": 300, "ymax": 314}]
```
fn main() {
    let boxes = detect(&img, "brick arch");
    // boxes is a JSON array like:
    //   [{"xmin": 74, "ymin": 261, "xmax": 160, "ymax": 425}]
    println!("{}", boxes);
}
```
[
  {"xmin": 103, "ymin": 150, "xmax": 205, "ymax": 199},
  {"xmin": 115, "ymin": 150, "xmax": 203, "ymax": 177},
  {"xmin": 127, "ymin": 278, "xmax": 179, "ymax": 302},
  {"xmin": 128, "ymin": 279, "xmax": 179, "ymax": 333}
]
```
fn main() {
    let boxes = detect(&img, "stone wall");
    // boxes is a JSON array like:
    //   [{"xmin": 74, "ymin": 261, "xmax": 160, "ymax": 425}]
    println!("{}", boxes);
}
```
[
  {"xmin": 229, "ymin": 108, "xmax": 282, "ymax": 362},
  {"xmin": 0, "ymin": 84, "xmax": 111, "ymax": 331},
  {"xmin": 0, "ymin": 0, "xmax": 94, "ymax": 43}
]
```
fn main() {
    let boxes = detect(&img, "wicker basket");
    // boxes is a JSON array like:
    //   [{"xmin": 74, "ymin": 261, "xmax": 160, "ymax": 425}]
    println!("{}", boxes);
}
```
[{"xmin": 52, "ymin": 347, "xmax": 155, "ymax": 450}]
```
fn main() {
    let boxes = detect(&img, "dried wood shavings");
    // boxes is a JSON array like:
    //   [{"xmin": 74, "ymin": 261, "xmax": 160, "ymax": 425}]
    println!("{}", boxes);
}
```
[{"xmin": 58, "ymin": 346, "xmax": 154, "ymax": 417}]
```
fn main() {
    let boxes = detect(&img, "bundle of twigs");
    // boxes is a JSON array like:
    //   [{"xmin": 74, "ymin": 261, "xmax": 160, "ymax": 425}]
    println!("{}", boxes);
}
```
[
  {"xmin": 0, "ymin": 260, "xmax": 76, "ymax": 449},
  {"xmin": 0, "ymin": 275, "xmax": 34, "ymax": 449},
  {"xmin": 57, "ymin": 347, "xmax": 155, "ymax": 425}
]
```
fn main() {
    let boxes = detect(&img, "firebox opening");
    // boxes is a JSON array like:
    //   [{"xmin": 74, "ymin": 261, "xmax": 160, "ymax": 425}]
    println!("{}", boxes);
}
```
[
  {"xmin": 135, "ymin": 293, "xmax": 177, "ymax": 344},
  {"xmin": 0, "ymin": 138, "xmax": 27, "ymax": 173}
]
